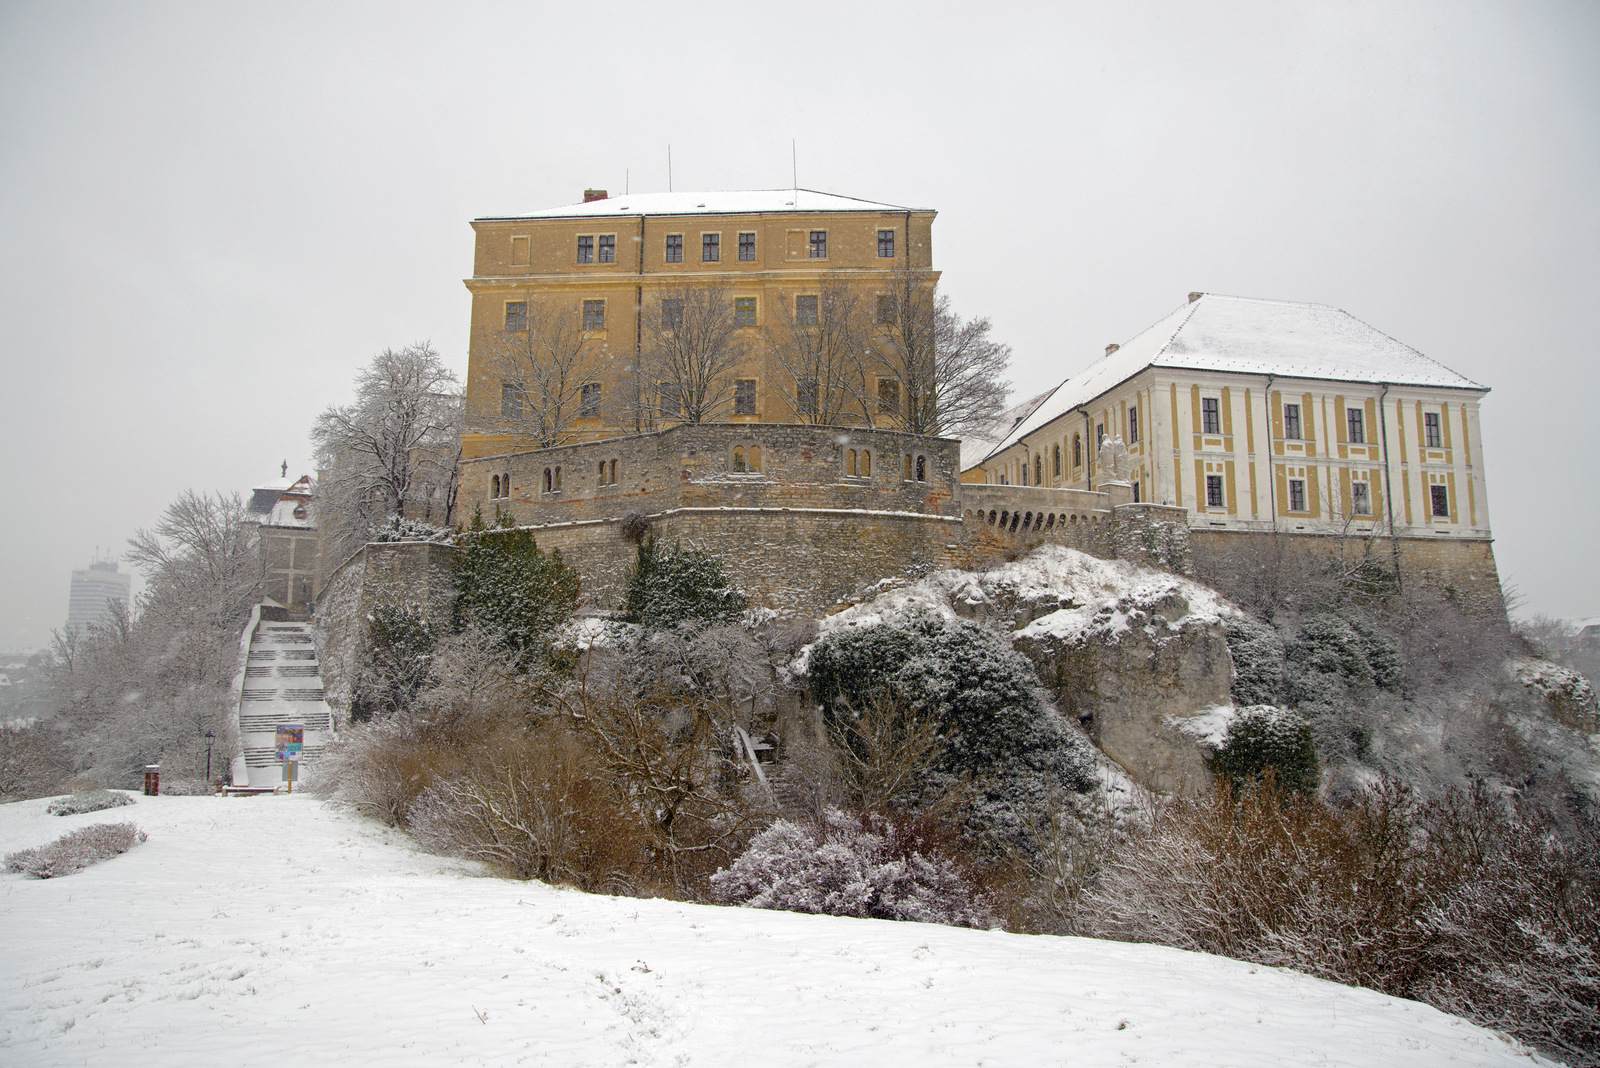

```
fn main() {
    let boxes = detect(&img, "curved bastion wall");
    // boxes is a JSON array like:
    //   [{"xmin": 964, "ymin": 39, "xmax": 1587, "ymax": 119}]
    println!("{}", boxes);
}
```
[{"xmin": 451, "ymin": 423, "xmax": 1178, "ymax": 612}]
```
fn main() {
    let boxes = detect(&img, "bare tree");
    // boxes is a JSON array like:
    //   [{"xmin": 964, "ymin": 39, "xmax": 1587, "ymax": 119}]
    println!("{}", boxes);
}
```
[
  {"xmin": 313, "ymin": 343, "xmax": 463, "ymax": 559},
  {"xmin": 640, "ymin": 285, "xmax": 746, "ymax": 424},
  {"xmin": 767, "ymin": 274, "xmax": 870, "ymax": 425},
  {"xmin": 875, "ymin": 262, "xmax": 1012, "ymax": 437},
  {"xmin": 480, "ymin": 299, "xmax": 610, "ymax": 446}
]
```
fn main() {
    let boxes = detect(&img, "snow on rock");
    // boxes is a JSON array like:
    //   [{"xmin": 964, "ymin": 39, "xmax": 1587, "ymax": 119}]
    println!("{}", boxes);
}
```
[
  {"xmin": 0, "ymin": 793, "xmax": 1548, "ymax": 1067},
  {"xmin": 1171, "ymin": 703, "xmax": 1239, "ymax": 750},
  {"xmin": 818, "ymin": 546, "xmax": 1240, "ymax": 794},
  {"xmin": 1511, "ymin": 656, "xmax": 1599, "ymax": 732}
]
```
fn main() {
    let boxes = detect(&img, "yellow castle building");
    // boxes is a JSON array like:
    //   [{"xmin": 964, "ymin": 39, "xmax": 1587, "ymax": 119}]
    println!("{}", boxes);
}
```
[{"xmin": 461, "ymin": 189, "xmax": 937, "ymax": 461}]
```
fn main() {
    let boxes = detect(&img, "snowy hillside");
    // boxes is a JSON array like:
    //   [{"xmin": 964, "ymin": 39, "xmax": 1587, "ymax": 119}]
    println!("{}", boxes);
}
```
[{"xmin": 0, "ymin": 793, "xmax": 1547, "ymax": 1066}]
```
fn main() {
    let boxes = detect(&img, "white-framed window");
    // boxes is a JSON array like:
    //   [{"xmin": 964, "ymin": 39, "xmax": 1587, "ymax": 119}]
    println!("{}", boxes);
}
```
[
  {"xmin": 1424, "ymin": 411, "xmax": 1443, "ymax": 448},
  {"xmin": 1288, "ymin": 478, "xmax": 1307, "ymax": 512},
  {"xmin": 1206, "ymin": 475, "xmax": 1224, "ymax": 508},
  {"xmin": 1347, "ymin": 407, "xmax": 1365, "ymax": 444},
  {"xmin": 1201, "ymin": 397, "xmax": 1221, "ymax": 435},
  {"xmin": 1430, "ymin": 483, "xmax": 1449, "ymax": 518},
  {"xmin": 1284, "ymin": 403, "xmax": 1303, "ymax": 440},
  {"xmin": 1351, "ymin": 481, "xmax": 1372, "ymax": 516}
]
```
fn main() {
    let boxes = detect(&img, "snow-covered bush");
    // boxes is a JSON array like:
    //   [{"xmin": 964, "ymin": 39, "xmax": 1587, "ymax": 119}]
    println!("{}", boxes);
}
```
[
  {"xmin": 1513, "ymin": 658, "xmax": 1599, "ymax": 728},
  {"xmin": 1223, "ymin": 615, "xmax": 1286, "ymax": 706},
  {"xmin": 0, "ymin": 719, "xmax": 72, "ymax": 801},
  {"xmin": 621, "ymin": 537, "xmax": 747, "ymax": 629},
  {"xmin": 47, "ymin": 789, "xmax": 134, "ymax": 815},
  {"xmin": 5, "ymin": 822, "xmax": 145, "ymax": 878},
  {"xmin": 809, "ymin": 611, "xmax": 1095, "ymax": 790},
  {"xmin": 1080, "ymin": 782, "xmax": 1600, "ymax": 1065},
  {"xmin": 1211, "ymin": 706, "xmax": 1318, "ymax": 796},
  {"xmin": 452, "ymin": 516, "xmax": 578, "ymax": 669},
  {"xmin": 711, "ymin": 808, "xmax": 993, "ymax": 928},
  {"xmin": 369, "ymin": 514, "xmax": 451, "ymax": 543},
  {"xmin": 352, "ymin": 603, "xmax": 438, "ymax": 721}
]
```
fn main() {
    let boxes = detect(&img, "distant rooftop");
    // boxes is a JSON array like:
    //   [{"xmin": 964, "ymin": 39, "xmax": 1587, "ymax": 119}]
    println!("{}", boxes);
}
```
[
  {"xmin": 976, "ymin": 293, "xmax": 1487, "ymax": 464},
  {"xmin": 478, "ymin": 189, "xmax": 929, "ymax": 222}
]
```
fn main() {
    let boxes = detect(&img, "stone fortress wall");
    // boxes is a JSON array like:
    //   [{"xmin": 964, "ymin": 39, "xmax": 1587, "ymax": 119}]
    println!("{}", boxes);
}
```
[{"xmin": 452, "ymin": 422, "xmax": 1187, "ymax": 613}]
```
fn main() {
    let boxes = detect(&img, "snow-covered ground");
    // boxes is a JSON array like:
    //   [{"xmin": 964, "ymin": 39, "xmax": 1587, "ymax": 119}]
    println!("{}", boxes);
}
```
[{"xmin": 0, "ymin": 793, "xmax": 1548, "ymax": 1067}]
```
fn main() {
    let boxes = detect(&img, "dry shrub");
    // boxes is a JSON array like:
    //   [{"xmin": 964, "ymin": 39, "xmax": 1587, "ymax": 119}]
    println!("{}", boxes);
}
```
[
  {"xmin": 1077, "ymin": 780, "xmax": 1600, "ymax": 1064},
  {"xmin": 6, "ymin": 822, "xmax": 146, "ymax": 878},
  {"xmin": 47, "ymin": 789, "xmax": 134, "ymax": 815},
  {"xmin": 408, "ymin": 721, "xmax": 647, "ymax": 892}
]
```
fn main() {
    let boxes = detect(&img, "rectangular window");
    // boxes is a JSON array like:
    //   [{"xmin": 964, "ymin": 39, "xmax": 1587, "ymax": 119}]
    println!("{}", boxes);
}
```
[
  {"xmin": 660, "ymin": 384, "xmax": 681, "ymax": 419},
  {"xmin": 582, "ymin": 300, "xmax": 605, "ymax": 331},
  {"xmin": 796, "ymin": 295, "xmax": 819, "ymax": 325},
  {"xmin": 734, "ymin": 378, "xmax": 756, "ymax": 416},
  {"xmin": 702, "ymin": 233, "xmax": 720, "ymax": 262},
  {"xmin": 1288, "ymin": 478, "xmax": 1307, "ymax": 512},
  {"xmin": 1430, "ymin": 484, "xmax": 1449, "ymax": 518},
  {"xmin": 1201, "ymin": 397, "xmax": 1220, "ymax": 435},
  {"xmin": 1352, "ymin": 482, "xmax": 1372, "ymax": 516},
  {"xmin": 580, "ymin": 382, "xmax": 601, "ymax": 418},
  {"xmin": 1347, "ymin": 407, "xmax": 1365, "ymax": 444},
  {"xmin": 1206, "ymin": 475, "xmax": 1224, "ymax": 508},
  {"xmin": 877, "ymin": 378, "xmax": 901, "ymax": 416},
  {"xmin": 808, "ymin": 230, "xmax": 827, "ymax": 258},
  {"xmin": 1424, "ymin": 412, "xmax": 1442, "ymax": 448},
  {"xmin": 1096, "ymin": 423, "xmax": 1105, "ymax": 447},
  {"xmin": 738, "ymin": 232, "xmax": 756, "ymax": 261},
  {"xmin": 576, "ymin": 236, "xmax": 594, "ymax": 264},
  {"xmin": 1284, "ymin": 403, "xmax": 1303, "ymax": 440},
  {"xmin": 598, "ymin": 234, "xmax": 615, "ymax": 263},
  {"xmin": 665, "ymin": 234, "xmax": 683, "ymax": 263},
  {"xmin": 734, "ymin": 296, "xmax": 757, "ymax": 327},
  {"xmin": 500, "ymin": 382, "xmax": 525, "ymax": 420},
  {"xmin": 504, "ymin": 301, "xmax": 527, "ymax": 332},
  {"xmin": 660, "ymin": 298, "xmax": 683, "ymax": 331},
  {"xmin": 797, "ymin": 378, "xmax": 818, "ymax": 416},
  {"xmin": 1128, "ymin": 406, "xmax": 1139, "ymax": 444},
  {"xmin": 877, "ymin": 229, "xmax": 895, "ymax": 258},
  {"xmin": 876, "ymin": 294, "xmax": 897, "ymax": 325}
]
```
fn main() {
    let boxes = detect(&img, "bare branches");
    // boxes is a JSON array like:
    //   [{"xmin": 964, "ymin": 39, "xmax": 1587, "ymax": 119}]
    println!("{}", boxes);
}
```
[
  {"xmin": 873, "ymin": 262, "xmax": 1011, "ymax": 436},
  {"xmin": 640, "ymin": 285, "xmax": 746, "ymax": 424},
  {"xmin": 313, "ymin": 342, "xmax": 462, "ymax": 558},
  {"xmin": 479, "ymin": 300, "xmax": 610, "ymax": 447},
  {"xmin": 766, "ymin": 274, "xmax": 870, "ymax": 425}
]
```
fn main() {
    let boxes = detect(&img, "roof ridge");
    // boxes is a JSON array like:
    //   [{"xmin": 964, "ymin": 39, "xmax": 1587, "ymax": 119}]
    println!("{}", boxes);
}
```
[{"xmin": 1334, "ymin": 307, "xmax": 1488, "ymax": 392}]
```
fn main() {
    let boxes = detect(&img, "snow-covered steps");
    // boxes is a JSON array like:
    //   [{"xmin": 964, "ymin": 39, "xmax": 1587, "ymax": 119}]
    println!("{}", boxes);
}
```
[{"xmin": 232, "ymin": 616, "xmax": 336, "ymax": 788}]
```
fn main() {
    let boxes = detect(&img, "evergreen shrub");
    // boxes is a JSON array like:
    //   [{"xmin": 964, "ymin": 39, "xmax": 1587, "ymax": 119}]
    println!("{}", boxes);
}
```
[
  {"xmin": 1212, "ymin": 705, "xmax": 1319, "ymax": 795},
  {"xmin": 621, "ymin": 537, "xmax": 747, "ymax": 628},
  {"xmin": 1223, "ymin": 615, "xmax": 1286, "ymax": 706},
  {"xmin": 453, "ymin": 512, "xmax": 579, "ymax": 668}
]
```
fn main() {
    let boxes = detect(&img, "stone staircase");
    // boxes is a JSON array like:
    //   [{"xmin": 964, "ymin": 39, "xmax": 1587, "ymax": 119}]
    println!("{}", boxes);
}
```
[{"xmin": 237, "ymin": 620, "xmax": 335, "ymax": 788}]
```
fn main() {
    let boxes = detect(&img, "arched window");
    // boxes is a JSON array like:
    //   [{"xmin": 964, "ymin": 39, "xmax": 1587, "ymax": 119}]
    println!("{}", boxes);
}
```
[
  {"xmin": 1073, "ymin": 434, "xmax": 1082, "ymax": 468},
  {"xmin": 903, "ymin": 454, "xmax": 912, "ymax": 481},
  {"xmin": 1053, "ymin": 445, "xmax": 1061, "ymax": 478},
  {"xmin": 915, "ymin": 455, "xmax": 926, "ymax": 482},
  {"xmin": 553, "ymin": 466, "xmax": 562, "ymax": 491},
  {"xmin": 1035, "ymin": 457, "xmax": 1043, "ymax": 485},
  {"xmin": 846, "ymin": 449, "xmax": 857, "ymax": 476},
  {"xmin": 542, "ymin": 468, "xmax": 552, "ymax": 493},
  {"xmin": 987, "ymin": 510, "xmax": 997, "ymax": 525},
  {"xmin": 1069, "ymin": 514, "xmax": 1077, "ymax": 525},
  {"xmin": 609, "ymin": 459, "xmax": 617, "ymax": 484},
  {"xmin": 598, "ymin": 460, "xmax": 607, "ymax": 482},
  {"xmin": 748, "ymin": 445, "xmax": 761, "ymax": 472},
  {"xmin": 732, "ymin": 447, "xmax": 746, "ymax": 473},
  {"xmin": 1019, "ymin": 461, "xmax": 1027, "ymax": 486},
  {"xmin": 1046, "ymin": 514, "xmax": 1055, "ymax": 529},
  {"xmin": 860, "ymin": 450, "xmax": 870, "ymax": 477},
  {"xmin": 1023, "ymin": 511, "xmax": 1033, "ymax": 530},
  {"xmin": 1009, "ymin": 512, "xmax": 1020, "ymax": 532},
  {"xmin": 999, "ymin": 511, "xmax": 1009, "ymax": 528}
]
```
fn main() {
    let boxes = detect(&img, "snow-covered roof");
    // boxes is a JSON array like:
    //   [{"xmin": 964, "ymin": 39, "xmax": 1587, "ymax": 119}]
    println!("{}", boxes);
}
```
[
  {"xmin": 265, "ymin": 497, "xmax": 314, "ymax": 529},
  {"xmin": 957, "ymin": 387, "xmax": 1060, "ymax": 470},
  {"xmin": 977, "ymin": 294, "xmax": 1486, "ymax": 465},
  {"xmin": 478, "ymin": 189, "xmax": 928, "ymax": 222}
]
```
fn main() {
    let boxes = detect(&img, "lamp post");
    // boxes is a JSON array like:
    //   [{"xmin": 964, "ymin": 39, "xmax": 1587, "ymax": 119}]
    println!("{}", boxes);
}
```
[{"xmin": 204, "ymin": 730, "xmax": 215, "ymax": 783}]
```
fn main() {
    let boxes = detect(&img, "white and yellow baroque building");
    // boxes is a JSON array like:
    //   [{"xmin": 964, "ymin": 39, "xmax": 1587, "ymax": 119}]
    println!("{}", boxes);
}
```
[{"xmin": 965, "ymin": 292, "xmax": 1490, "ymax": 543}]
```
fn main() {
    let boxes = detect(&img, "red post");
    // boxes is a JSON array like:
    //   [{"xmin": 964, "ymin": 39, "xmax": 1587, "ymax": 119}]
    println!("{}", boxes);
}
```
[{"xmin": 143, "ymin": 764, "xmax": 160, "ymax": 796}]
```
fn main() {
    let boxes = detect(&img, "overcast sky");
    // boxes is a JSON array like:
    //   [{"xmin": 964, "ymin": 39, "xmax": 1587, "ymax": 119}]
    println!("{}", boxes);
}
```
[{"xmin": 2, "ymin": 0, "xmax": 1596, "ymax": 650}]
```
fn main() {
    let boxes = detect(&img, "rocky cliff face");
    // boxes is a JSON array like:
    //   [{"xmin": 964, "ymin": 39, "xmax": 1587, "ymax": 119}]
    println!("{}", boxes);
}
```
[{"xmin": 819, "ymin": 546, "xmax": 1239, "ymax": 794}]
